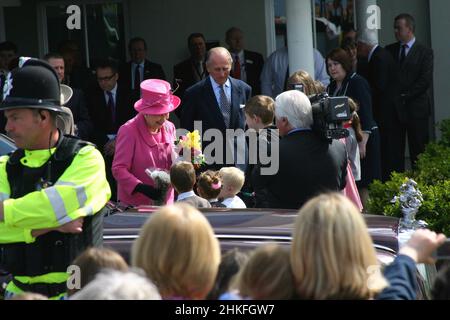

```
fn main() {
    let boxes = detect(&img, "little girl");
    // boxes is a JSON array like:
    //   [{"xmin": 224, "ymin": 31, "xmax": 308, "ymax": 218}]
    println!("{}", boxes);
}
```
[
  {"xmin": 345, "ymin": 98, "xmax": 363, "ymax": 182},
  {"xmin": 197, "ymin": 170, "xmax": 226, "ymax": 208},
  {"xmin": 342, "ymin": 98, "xmax": 364, "ymax": 212}
]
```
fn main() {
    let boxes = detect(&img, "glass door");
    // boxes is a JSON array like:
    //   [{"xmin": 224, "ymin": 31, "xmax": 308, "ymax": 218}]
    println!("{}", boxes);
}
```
[{"xmin": 39, "ymin": 1, "xmax": 126, "ymax": 68}]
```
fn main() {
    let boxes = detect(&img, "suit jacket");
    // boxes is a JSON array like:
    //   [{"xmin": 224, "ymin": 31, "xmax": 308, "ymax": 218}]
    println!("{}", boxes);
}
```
[
  {"xmin": 385, "ymin": 41, "xmax": 433, "ymax": 120},
  {"xmin": 242, "ymin": 50, "xmax": 264, "ymax": 95},
  {"xmin": 359, "ymin": 46, "xmax": 398, "ymax": 127},
  {"xmin": 63, "ymin": 66, "xmax": 95, "ymax": 92},
  {"xmin": 66, "ymin": 89, "xmax": 93, "ymax": 140},
  {"xmin": 253, "ymin": 131, "xmax": 348, "ymax": 209},
  {"xmin": 86, "ymin": 83, "xmax": 136, "ymax": 149},
  {"xmin": 180, "ymin": 77, "xmax": 251, "ymax": 169},
  {"xmin": 112, "ymin": 114, "xmax": 176, "ymax": 206},
  {"xmin": 180, "ymin": 76, "xmax": 251, "ymax": 133},
  {"xmin": 173, "ymin": 57, "xmax": 207, "ymax": 117},
  {"xmin": 119, "ymin": 59, "xmax": 166, "ymax": 102},
  {"xmin": 177, "ymin": 194, "xmax": 212, "ymax": 208}
]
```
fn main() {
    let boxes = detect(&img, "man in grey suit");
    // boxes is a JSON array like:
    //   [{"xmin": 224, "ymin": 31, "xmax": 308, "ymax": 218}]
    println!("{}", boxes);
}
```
[
  {"xmin": 385, "ymin": 13, "xmax": 433, "ymax": 170},
  {"xmin": 180, "ymin": 47, "xmax": 252, "ymax": 170}
]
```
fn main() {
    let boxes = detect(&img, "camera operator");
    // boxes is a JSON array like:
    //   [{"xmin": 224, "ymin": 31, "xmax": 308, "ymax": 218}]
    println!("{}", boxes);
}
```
[
  {"xmin": 252, "ymin": 89, "xmax": 347, "ymax": 209},
  {"xmin": 287, "ymin": 70, "xmax": 363, "ymax": 211}
]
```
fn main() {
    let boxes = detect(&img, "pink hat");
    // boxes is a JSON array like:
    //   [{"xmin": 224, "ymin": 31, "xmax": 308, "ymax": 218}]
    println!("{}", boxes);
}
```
[{"xmin": 134, "ymin": 79, "xmax": 181, "ymax": 115}]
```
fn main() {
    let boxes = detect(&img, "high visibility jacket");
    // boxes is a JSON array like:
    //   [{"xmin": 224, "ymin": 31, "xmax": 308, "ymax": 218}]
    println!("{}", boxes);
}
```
[{"xmin": 0, "ymin": 135, "xmax": 111, "ymax": 298}]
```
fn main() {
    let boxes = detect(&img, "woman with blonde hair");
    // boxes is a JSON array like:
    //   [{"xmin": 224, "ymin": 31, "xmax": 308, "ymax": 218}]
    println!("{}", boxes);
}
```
[
  {"xmin": 291, "ymin": 193, "xmax": 388, "ymax": 299},
  {"xmin": 291, "ymin": 193, "xmax": 446, "ymax": 300},
  {"xmin": 131, "ymin": 203, "xmax": 221, "ymax": 299}
]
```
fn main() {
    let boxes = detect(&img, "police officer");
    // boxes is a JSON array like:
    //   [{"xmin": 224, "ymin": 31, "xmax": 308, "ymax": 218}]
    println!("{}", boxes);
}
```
[{"xmin": 0, "ymin": 58, "xmax": 111, "ymax": 299}]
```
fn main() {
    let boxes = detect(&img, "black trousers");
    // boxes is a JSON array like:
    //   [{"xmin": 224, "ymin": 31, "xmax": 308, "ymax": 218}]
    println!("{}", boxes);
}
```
[{"xmin": 381, "ymin": 113, "xmax": 429, "ymax": 179}]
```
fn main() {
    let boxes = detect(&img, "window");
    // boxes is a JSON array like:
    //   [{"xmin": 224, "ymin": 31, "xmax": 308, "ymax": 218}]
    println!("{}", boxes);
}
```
[{"xmin": 39, "ymin": 1, "xmax": 126, "ymax": 68}]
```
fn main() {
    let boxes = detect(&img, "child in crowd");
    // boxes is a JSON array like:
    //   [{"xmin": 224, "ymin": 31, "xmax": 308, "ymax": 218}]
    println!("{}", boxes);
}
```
[
  {"xmin": 170, "ymin": 161, "xmax": 211, "ymax": 208},
  {"xmin": 207, "ymin": 248, "xmax": 249, "ymax": 300},
  {"xmin": 67, "ymin": 247, "xmax": 129, "ymax": 296},
  {"xmin": 197, "ymin": 170, "xmax": 226, "ymax": 208},
  {"xmin": 242, "ymin": 95, "xmax": 278, "ymax": 208},
  {"xmin": 345, "ymin": 98, "xmax": 363, "ymax": 181},
  {"xmin": 235, "ymin": 244, "xmax": 296, "ymax": 300},
  {"xmin": 218, "ymin": 167, "xmax": 247, "ymax": 208}
]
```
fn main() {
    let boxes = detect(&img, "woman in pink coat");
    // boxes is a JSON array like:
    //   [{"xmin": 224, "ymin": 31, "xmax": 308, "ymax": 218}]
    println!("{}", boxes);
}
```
[{"xmin": 112, "ymin": 79, "xmax": 180, "ymax": 206}]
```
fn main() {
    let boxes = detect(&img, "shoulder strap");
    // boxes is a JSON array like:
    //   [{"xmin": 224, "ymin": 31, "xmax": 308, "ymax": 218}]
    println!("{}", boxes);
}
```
[
  {"xmin": 7, "ymin": 148, "xmax": 25, "ymax": 165},
  {"xmin": 53, "ymin": 135, "xmax": 94, "ymax": 161}
]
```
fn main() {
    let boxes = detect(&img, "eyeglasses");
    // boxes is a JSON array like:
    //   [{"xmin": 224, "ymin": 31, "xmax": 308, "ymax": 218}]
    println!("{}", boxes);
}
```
[{"xmin": 97, "ymin": 74, "xmax": 116, "ymax": 82}]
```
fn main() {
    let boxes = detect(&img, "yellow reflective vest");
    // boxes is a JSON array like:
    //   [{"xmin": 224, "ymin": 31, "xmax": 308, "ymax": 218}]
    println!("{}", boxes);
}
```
[{"xmin": 0, "ymin": 140, "xmax": 111, "ymax": 298}]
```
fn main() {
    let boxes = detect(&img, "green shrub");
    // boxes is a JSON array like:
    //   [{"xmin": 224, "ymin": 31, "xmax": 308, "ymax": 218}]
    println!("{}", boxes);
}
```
[
  {"xmin": 367, "ymin": 120, "xmax": 450, "ymax": 233},
  {"xmin": 438, "ymin": 119, "xmax": 450, "ymax": 147},
  {"xmin": 415, "ymin": 143, "xmax": 450, "ymax": 185}
]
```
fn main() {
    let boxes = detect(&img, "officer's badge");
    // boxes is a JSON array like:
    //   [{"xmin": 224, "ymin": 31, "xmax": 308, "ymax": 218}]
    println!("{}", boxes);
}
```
[
  {"xmin": 18, "ymin": 56, "xmax": 32, "ymax": 68},
  {"xmin": 2, "ymin": 72, "xmax": 13, "ymax": 101}
]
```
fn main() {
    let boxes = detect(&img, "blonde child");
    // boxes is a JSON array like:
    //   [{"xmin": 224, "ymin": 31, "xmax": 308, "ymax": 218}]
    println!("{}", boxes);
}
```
[{"xmin": 218, "ymin": 167, "xmax": 246, "ymax": 208}]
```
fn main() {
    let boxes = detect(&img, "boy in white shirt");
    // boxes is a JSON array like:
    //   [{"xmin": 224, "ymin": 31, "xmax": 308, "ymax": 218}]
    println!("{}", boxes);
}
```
[{"xmin": 218, "ymin": 167, "xmax": 246, "ymax": 208}]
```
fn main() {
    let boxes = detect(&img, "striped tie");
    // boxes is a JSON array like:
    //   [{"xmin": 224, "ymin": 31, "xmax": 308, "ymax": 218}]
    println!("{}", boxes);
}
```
[{"xmin": 219, "ymin": 85, "xmax": 231, "ymax": 128}]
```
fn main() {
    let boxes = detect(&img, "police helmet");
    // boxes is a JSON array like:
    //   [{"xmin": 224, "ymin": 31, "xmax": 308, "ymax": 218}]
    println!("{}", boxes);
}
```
[{"xmin": 0, "ymin": 57, "xmax": 66, "ymax": 113}]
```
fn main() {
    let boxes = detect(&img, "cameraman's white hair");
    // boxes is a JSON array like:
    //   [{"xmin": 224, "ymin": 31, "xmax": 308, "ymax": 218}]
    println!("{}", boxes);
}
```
[
  {"xmin": 275, "ymin": 90, "xmax": 313, "ymax": 129},
  {"xmin": 70, "ymin": 269, "xmax": 161, "ymax": 300},
  {"xmin": 357, "ymin": 29, "xmax": 378, "ymax": 46}
]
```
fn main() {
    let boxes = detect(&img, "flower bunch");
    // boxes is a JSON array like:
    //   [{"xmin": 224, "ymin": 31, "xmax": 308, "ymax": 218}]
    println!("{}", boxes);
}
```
[{"xmin": 174, "ymin": 130, "xmax": 206, "ymax": 169}]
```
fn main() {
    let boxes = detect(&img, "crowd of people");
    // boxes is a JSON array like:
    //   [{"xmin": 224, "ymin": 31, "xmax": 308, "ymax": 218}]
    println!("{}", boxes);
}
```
[
  {"xmin": 0, "ymin": 13, "xmax": 443, "ymax": 300},
  {"xmin": 6, "ymin": 196, "xmax": 449, "ymax": 301}
]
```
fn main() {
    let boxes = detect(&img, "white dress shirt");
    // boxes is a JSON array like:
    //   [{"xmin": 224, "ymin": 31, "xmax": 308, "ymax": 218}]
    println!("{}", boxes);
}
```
[{"xmin": 260, "ymin": 46, "xmax": 330, "ymax": 98}]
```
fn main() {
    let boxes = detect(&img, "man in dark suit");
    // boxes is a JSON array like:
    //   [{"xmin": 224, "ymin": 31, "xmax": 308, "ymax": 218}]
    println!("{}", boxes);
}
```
[
  {"xmin": 357, "ymin": 29, "xmax": 399, "ymax": 181},
  {"xmin": 58, "ymin": 40, "xmax": 94, "ymax": 92},
  {"xmin": 119, "ymin": 37, "xmax": 166, "ymax": 103},
  {"xmin": 253, "ymin": 90, "xmax": 347, "ymax": 209},
  {"xmin": 86, "ymin": 58, "xmax": 135, "ymax": 151},
  {"xmin": 180, "ymin": 47, "xmax": 252, "ymax": 170},
  {"xmin": 45, "ymin": 53, "xmax": 93, "ymax": 140},
  {"xmin": 225, "ymin": 27, "xmax": 264, "ymax": 95},
  {"xmin": 86, "ymin": 58, "xmax": 136, "ymax": 201},
  {"xmin": 385, "ymin": 13, "xmax": 434, "ymax": 170},
  {"xmin": 173, "ymin": 33, "xmax": 208, "ymax": 112}
]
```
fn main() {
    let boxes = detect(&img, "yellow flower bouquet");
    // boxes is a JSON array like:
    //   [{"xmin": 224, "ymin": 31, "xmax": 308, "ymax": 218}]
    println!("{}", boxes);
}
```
[{"xmin": 174, "ymin": 130, "xmax": 206, "ymax": 169}]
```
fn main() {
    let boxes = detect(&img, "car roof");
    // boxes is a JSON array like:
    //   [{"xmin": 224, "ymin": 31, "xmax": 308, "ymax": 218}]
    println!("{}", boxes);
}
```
[{"xmin": 103, "ymin": 206, "xmax": 400, "ymax": 254}]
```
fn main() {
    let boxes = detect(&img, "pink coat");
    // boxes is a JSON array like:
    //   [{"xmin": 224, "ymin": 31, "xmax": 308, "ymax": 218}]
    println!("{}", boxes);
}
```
[{"xmin": 112, "ymin": 113, "xmax": 176, "ymax": 206}]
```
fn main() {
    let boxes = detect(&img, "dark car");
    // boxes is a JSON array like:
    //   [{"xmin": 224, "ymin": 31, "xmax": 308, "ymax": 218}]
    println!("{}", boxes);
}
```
[
  {"xmin": 0, "ymin": 134, "xmax": 16, "ymax": 155},
  {"xmin": 103, "ymin": 205, "xmax": 399, "ymax": 262}
]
